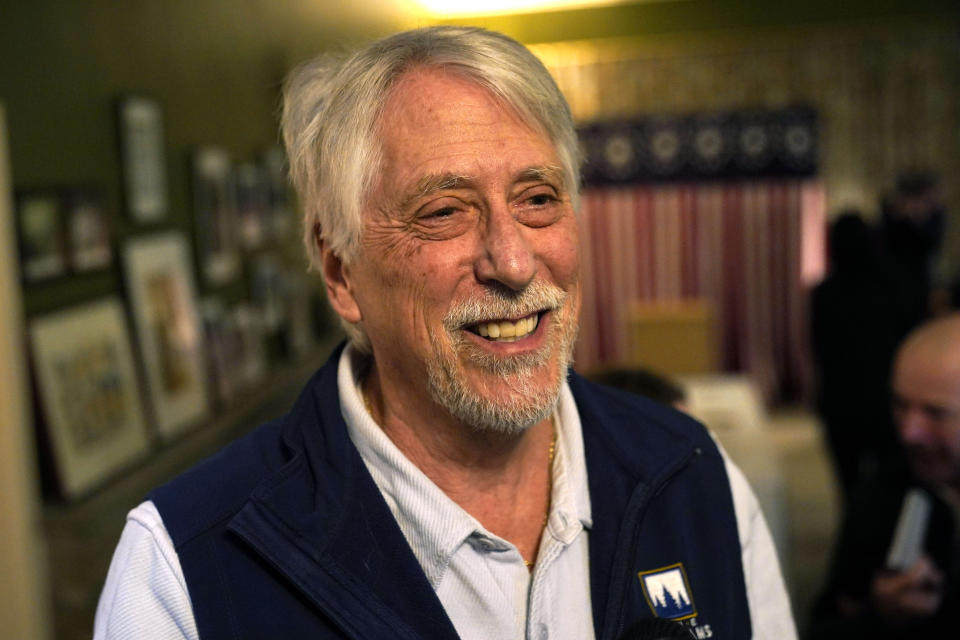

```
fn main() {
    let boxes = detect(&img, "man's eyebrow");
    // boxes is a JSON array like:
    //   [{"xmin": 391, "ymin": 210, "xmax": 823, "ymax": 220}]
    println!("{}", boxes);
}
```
[
  {"xmin": 395, "ymin": 165, "xmax": 566, "ymax": 211},
  {"xmin": 397, "ymin": 173, "xmax": 473, "ymax": 211},
  {"xmin": 516, "ymin": 165, "xmax": 565, "ymax": 186}
]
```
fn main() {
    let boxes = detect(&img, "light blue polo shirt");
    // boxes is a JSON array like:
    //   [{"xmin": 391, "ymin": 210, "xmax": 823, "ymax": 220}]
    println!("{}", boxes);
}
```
[{"xmin": 339, "ymin": 344, "xmax": 595, "ymax": 640}]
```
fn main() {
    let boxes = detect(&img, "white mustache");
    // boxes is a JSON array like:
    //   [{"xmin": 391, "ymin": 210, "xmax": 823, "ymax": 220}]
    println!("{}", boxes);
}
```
[{"xmin": 442, "ymin": 280, "xmax": 568, "ymax": 331}]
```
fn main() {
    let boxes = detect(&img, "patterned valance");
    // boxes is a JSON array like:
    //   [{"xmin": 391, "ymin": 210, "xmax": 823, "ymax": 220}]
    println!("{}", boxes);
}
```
[{"xmin": 579, "ymin": 107, "xmax": 818, "ymax": 186}]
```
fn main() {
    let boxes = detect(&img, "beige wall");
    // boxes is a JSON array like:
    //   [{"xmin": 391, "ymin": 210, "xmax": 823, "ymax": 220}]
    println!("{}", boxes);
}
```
[{"xmin": 0, "ymin": 105, "xmax": 52, "ymax": 639}]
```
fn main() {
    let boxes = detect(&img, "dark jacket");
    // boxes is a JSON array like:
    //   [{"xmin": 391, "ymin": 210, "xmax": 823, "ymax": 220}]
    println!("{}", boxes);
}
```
[
  {"xmin": 809, "ymin": 469, "xmax": 958, "ymax": 639},
  {"xmin": 151, "ymin": 346, "xmax": 752, "ymax": 639}
]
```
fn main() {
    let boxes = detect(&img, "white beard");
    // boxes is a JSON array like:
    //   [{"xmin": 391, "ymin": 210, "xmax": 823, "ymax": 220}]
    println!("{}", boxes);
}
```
[{"xmin": 426, "ymin": 280, "xmax": 578, "ymax": 435}]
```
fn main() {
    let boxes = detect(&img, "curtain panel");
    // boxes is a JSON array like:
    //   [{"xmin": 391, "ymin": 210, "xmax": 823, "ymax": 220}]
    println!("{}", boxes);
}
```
[{"xmin": 574, "ymin": 180, "xmax": 826, "ymax": 404}]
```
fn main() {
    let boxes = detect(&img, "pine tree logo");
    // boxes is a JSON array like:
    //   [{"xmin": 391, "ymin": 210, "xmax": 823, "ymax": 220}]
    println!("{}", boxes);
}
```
[{"xmin": 638, "ymin": 563, "xmax": 697, "ymax": 620}]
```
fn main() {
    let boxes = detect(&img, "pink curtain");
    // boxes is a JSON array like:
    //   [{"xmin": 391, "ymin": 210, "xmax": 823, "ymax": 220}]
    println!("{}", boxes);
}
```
[{"xmin": 574, "ymin": 179, "xmax": 826, "ymax": 404}]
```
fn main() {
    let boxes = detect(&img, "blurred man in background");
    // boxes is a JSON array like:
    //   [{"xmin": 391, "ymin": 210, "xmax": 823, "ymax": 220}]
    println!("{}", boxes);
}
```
[
  {"xmin": 811, "ymin": 314, "xmax": 960, "ymax": 637},
  {"xmin": 810, "ymin": 211, "xmax": 911, "ymax": 501},
  {"xmin": 878, "ymin": 171, "xmax": 948, "ymax": 324}
]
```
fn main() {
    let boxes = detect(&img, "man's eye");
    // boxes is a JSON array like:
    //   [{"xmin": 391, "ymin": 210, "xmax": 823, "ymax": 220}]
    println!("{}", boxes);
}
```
[
  {"xmin": 410, "ymin": 201, "xmax": 475, "ymax": 240},
  {"xmin": 527, "ymin": 193, "xmax": 556, "ymax": 206},
  {"xmin": 513, "ymin": 187, "xmax": 564, "ymax": 227},
  {"xmin": 426, "ymin": 206, "xmax": 457, "ymax": 218},
  {"xmin": 416, "ymin": 198, "xmax": 468, "ymax": 221}
]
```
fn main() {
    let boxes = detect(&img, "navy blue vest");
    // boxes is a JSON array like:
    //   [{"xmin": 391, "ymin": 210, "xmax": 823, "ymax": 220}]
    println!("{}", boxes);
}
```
[{"xmin": 151, "ymin": 346, "xmax": 751, "ymax": 639}]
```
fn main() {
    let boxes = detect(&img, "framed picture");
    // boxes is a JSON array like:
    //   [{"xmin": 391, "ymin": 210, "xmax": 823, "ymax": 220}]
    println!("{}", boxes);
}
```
[
  {"xmin": 201, "ymin": 297, "xmax": 239, "ymax": 406},
  {"xmin": 236, "ymin": 161, "xmax": 268, "ymax": 250},
  {"xmin": 16, "ymin": 189, "xmax": 67, "ymax": 281},
  {"xmin": 64, "ymin": 187, "xmax": 112, "ymax": 272},
  {"xmin": 124, "ymin": 232, "xmax": 208, "ymax": 438},
  {"xmin": 191, "ymin": 147, "xmax": 239, "ymax": 285},
  {"xmin": 117, "ymin": 96, "xmax": 168, "ymax": 223},
  {"xmin": 261, "ymin": 146, "xmax": 294, "ymax": 242},
  {"xmin": 250, "ymin": 255, "xmax": 285, "ymax": 334},
  {"xmin": 285, "ymin": 273, "xmax": 317, "ymax": 359},
  {"xmin": 233, "ymin": 303, "xmax": 267, "ymax": 389},
  {"xmin": 29, "ymin": 298, "xmax": 151, "ymax": 498}
]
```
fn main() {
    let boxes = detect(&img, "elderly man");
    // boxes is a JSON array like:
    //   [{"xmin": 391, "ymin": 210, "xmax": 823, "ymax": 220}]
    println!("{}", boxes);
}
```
[
  {"xmin": 811, "ymin": 313, "xmax": 960, "ymax": 637},
  {"xmin": 95, "ymin": 27, "xmax": 794, "ymax": 640}
]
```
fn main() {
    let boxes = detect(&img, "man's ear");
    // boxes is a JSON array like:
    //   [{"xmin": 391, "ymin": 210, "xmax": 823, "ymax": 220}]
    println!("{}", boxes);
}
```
[{"xmin": 319, "ymin": 237, "xmax": 362, "ymax": 324}]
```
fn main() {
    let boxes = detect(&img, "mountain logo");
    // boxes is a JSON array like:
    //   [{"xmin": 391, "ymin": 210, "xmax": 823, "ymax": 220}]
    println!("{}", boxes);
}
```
[{"xmin": 638, "ymin": 563, "xmax": 697, "ymax": 620}]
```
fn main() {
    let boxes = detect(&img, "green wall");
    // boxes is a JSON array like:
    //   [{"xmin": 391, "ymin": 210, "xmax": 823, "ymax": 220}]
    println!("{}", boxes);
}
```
[{"xmin": 1, "ymin": 1, "xmax": 402, "ymax": 316}]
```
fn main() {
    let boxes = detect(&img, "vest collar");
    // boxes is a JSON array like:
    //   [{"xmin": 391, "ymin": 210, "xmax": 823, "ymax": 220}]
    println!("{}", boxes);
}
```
[
  {"xmin": 228, "ymin": 344, "xmax": 460, "ymax": 640},
  {"xmin": 226, "ymin": 344, "xmax": 700, "ymax": 640}
]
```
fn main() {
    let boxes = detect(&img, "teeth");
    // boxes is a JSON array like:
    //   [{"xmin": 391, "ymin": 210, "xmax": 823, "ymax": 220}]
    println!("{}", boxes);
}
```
[{"xmin": 472, "ymin": 314, "xmax": 539, "ymax": 342}]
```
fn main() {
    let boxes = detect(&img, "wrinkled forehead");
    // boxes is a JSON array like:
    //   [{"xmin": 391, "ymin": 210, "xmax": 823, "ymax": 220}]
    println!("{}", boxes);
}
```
[
  {"xmin": 381, "ymin": 64, "xmax": 545, "ymax": 122},
  {"xmin": 370, "ymin": 68, "xmax": 563, "ymax": 200},
  {"xmin": 377, "ymin": 66, "xmax": 550, "ymax": 146}
]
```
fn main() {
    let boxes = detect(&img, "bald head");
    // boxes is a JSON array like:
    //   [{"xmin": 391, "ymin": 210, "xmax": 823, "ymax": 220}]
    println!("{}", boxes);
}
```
[
  {"xmin": 898, "ymin": 314, "xmax": 960, "ymax": 371},
  {"xmin": 893, "ymin": 314, "xmax": 960, "ymax": 490}
]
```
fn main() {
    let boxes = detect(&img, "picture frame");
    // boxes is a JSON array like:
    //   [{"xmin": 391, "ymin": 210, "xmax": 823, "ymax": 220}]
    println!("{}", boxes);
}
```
[
  {"xmin": 117, "ymin": 95, "xmax": 168, "ymax": 224},
  {"xmin": 17, "ymin": 186, "xmax": 113, "ymax": 279},
  {"xmin": 236, "ymin": 161, "xmax": 268, "ymax": 250},
  {"xmin": 16, "ymin": 189, "xmax": 67, "ymax": 281},
  {"xmin": 261, "ymin": 146, "xmax": 294, "ymax": 242},
  {"xmin": 200, "ymin": 297, "xmax": 240, "ymax": 407},
  {"xmin": 123, "ymin": 232, "xmax": 208, "ymax": 438},
  {"xmin": 64, "ymin": 187, "xmax": 112, "ymax": 272},
  {"xmin": 191, "ymin": 146, "xmax": 240, "ymax": 286},
  {"xmin": 233, "ymin": 303, "xmax": 267, "ymax": 389},
  {"xmin": 29, "ymin": 297, "xmax": 151, "ymax": 498}
]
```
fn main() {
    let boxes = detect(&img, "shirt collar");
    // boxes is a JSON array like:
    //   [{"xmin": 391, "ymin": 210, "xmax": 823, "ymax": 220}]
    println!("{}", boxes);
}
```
[
  {"xmin": 337, "ymin": 344, "xmax": 592, "ymax": 586},
  {"xmin": 553, "ymin": 375, "xmax": 594, "ymax": 537}
]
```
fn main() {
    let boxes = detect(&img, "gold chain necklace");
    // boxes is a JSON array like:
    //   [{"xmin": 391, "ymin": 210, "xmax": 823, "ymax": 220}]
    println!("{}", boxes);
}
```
[{"xmin": 525, "ymin": 418, "xmax": 556, "ymax": 570}]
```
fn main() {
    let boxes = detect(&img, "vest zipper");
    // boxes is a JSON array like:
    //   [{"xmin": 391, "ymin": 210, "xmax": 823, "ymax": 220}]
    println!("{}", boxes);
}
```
[{"xmin": 603, "ymin": 446, "xmax": 702, "ymax": 640}]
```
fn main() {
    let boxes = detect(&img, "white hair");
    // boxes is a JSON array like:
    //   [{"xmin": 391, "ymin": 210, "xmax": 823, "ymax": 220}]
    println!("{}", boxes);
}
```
[
  {"xmin": 281, "ymin": 25, "xmax": 581, "ymax": 268},
  {"xmin": 281, "ymin": 26, "xmax": 582, "ymax": 351}
]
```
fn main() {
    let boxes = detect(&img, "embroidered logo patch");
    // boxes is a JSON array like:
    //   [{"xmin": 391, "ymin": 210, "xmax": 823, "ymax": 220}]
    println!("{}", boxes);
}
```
[{"xmin": 638, "ymin": 563, "xmax": 697, "ymax": 620}]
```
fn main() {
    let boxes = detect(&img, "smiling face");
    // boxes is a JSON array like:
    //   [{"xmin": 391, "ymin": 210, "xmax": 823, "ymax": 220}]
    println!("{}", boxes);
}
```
[
  {"xmin": 893, "ymin": 328, "xmax": 960, "ymax": 490},
  {"xmin": 323, "ymin": 67, "xmax": 581, "ymax": 435}
]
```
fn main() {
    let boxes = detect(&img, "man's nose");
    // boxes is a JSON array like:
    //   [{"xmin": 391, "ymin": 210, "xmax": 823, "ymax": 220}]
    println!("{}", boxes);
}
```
[
  {"xmin": 899, "ymin": 409, "xmax": 934, "ymax": 445},
  {"xmin": 474, "ymin": 205, "xmax": 536, "ymax": 291}
]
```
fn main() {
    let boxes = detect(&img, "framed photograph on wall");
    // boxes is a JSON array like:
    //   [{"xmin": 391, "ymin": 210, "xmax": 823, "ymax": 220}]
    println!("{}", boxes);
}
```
[
  {"xmin": 191, "ymin": 146, "xmax": 239, "ymax": 286},
  {"xmin": 236, "ymin": 161, "xmax": 268, "ymax": 250},
  {"xmin": 16, "ymin": 190, "xmax": 67, "ymax": 281},
  {"xmin": 261, "ymin": 146, "xmax": 294, "ymax": 242},
  {"xmin": 123, "ymin": 232, "xmax": 208, "ymax": 438},
  {"xmin": 29, "ymin": 297, "xmax": 151, "ymax": 498},
  {"xmin": 200, "ymin": 297, "xmax": 240, "ymax": 407},
  {"xmin": 64, "ymin": 187, "xmax": 112, "ymax": 272},
  {"xmin": 117, "ymin": 96, "xmax": 168, "ymax": 223}
]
